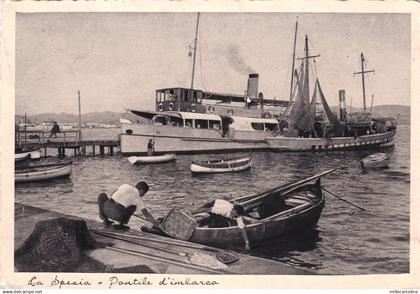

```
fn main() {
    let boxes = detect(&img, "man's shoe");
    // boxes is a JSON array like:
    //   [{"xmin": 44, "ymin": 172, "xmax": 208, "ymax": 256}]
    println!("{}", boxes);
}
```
[
  {"xmin": 114, "ymin": 224, "xmax": 130, "ymax": 230},
  {"xmin": 103, "ymin": 220, "xmax": 113, "ymax": 226}
]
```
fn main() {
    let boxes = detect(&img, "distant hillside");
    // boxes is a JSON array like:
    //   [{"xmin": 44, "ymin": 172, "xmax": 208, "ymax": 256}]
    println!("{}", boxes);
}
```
[
  {"xmin": 16, "ymin": 112, "xmax": 124, "ymax": 125},
  {"xmin": 16, "ymin": 104, "xmax": 410, "ymax": 126}
]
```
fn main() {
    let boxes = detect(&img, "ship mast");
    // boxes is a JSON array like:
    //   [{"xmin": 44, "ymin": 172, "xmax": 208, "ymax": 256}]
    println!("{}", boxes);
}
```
[
  {"xmin": 297, "ymin": 35, "xmax": 320, "ymax": 101},
  {"xmin": 353, "ymin": 52, "xmax": 375, "ymax": 111},
  {"xmin": 289, "ymin": 17, "xmax": 298, "ymax": 101},
  {"xmin": 190, "ymin": 12, "xmax": 200, "ymax": 92}
]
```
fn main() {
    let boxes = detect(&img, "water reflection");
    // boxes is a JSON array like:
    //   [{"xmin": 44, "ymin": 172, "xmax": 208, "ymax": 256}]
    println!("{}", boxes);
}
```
[{"xmin": 14, "ymin": 126, "xmax": 410, "ymax": 274}]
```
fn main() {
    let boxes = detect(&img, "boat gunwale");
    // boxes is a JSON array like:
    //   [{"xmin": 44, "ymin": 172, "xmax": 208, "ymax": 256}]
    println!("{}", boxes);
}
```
[
  {"xmin": 191, "ymin": 155, "xmax": 251, "ymax": 166},
  {"xmin": 193, "ymin": 183, "xmax": 324, "ymax": 232},
  {"xmin": 15, "ymin": 161, "xmax": 73, "ymax": 171}
]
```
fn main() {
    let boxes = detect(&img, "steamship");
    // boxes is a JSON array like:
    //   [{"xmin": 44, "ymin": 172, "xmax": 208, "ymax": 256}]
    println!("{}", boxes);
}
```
[
  {"xmin": 120, "ymin": 73, "xmax": 288, "ymax": 155},
  {"xmin": 120, "ymin": 15, "xmax": 397, "ymax": 155}
]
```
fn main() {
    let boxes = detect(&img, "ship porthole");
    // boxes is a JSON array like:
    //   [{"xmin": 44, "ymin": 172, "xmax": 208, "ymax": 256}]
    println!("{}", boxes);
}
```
[
  {"xmin": 125, "ymin": 129, "xmax": 133, "ymax": 135},
  {"xmin": 158, "ymin": 103, "xmax": 164, "ymax": 112},
  {"xmin": 191, "ymin": 103, "xmax": 197, "ymax": 113},
  {"xmin": 168, "ymin": 102, "xmax": 174, "ymax": 111}
]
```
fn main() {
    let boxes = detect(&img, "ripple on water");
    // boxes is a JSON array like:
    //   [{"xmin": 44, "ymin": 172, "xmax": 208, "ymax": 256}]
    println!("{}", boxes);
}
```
[{"xmin": 14, "ymin": 126, "xmax": 410, "ymax": 274}]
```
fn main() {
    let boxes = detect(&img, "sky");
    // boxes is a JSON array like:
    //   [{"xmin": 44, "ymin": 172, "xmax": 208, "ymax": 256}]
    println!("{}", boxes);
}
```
[{"xmin": 15, "ymin": 12, "xmax": 411, "ymax": 115}]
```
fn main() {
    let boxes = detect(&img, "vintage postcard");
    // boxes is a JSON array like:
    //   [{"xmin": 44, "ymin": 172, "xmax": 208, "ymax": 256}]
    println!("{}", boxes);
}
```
[{"xmin": 1, "ymin": 0, "xmax": 419, "ymax": 290}]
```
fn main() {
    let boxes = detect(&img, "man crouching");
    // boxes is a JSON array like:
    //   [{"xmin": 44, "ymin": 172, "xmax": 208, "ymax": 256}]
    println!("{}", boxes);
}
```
[{"xmin": 98, "ymin": 181, "xmax": 160, "ymax": 230}]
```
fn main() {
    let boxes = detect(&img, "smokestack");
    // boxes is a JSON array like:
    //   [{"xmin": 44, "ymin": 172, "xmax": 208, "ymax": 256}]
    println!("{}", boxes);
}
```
[
  {"xmin": 339, "ymin": 90, "xmax": 347, "ymax": 121},
  {"xmin": 247, "ymin": 73, "xmax": 259, "ymax": 99}
]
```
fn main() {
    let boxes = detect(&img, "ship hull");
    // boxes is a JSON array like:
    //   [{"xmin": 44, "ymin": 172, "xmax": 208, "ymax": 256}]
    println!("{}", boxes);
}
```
[
  {"xmin": 120, "ymin": 122, "xmax": 272, "ymax": 155},
  {"xmin": 266, "ymin": 129, "xmax": 396, "ymax": 151},
  {"xmin": 120, "ymin": 133, "xmax": 269, "ymax": 155}
]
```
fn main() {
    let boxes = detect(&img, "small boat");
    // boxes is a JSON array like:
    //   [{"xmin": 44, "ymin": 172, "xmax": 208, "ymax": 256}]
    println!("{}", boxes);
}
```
[
  {"xmin": 15, "ymin": 161, "xmax": 73, "ymax": 182},
  {"xmin": 128, "ymin": 153, "xmax": 176, "ymax": 165},
  {"xmin": 15, "ymin": 148, "xmax": 41, "ymax": 160},
  {"xmin": 191, "ymin": 155, "xmax": 251, "ymax": 174},
  {"xmin": 361, "ymin": 153, "xmax": 390, "ymax": 168},
  {"xmin": 15, "ymin": 153, "xmax": 31, "ymax": 168},
  {"xmin": 142, "ymin": 169, "xmax": 334, "ymax": 248}
]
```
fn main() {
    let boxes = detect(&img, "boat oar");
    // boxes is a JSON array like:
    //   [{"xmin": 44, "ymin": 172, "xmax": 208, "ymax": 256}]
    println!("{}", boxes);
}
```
[
  {"xmin": 105, "ymin": 246, "xmax": 228, "ymax": 274},
  {"xmin": 321, "ymin": 187, "xmax": 366, "ymax": 212},
  {"xmin": 92, "ymin": 230, "xmax": 235, "ymax": 269},
  {"xmin": 237, "ymin": 169, "xmax": 336, "ymax": 212},
  {"xmin": 92, "ymin": 229, "xmax": 188, "ymax": 257},
  {"xmin": 234, "ymin": 169, "xmax": 336, "ymax": 204},
  {"xmin": 93, "ymin": 229, "xmax": 239, "ymax": 264}
]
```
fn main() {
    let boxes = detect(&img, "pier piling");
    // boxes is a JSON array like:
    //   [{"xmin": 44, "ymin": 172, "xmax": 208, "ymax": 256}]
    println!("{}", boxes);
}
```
[{"xmin": 16, "ymin": 130, "xmax": 119, "ymax": 158}]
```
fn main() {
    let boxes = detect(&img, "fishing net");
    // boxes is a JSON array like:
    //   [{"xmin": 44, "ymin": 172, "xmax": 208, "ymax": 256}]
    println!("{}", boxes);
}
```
[
  {"xmin": 15, "ymin": 217, "xmax": 157, "ymax": 273},
  {"xmin": 15, "ymin": 217, "xmax": 101, "ymax": 272},
  {"xmin": 346, "ymin": 111, "xmax": 371, "ymax": 124}
]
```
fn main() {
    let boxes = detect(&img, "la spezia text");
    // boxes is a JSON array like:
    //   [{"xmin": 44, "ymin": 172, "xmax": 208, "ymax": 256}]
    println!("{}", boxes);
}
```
[{"xmin": 27, "ymin": 276, "xmax": 219, "ymax": 289}]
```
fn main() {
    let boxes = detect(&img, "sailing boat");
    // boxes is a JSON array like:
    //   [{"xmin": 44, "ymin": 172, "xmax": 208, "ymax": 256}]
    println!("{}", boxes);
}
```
[{"xmin": 266, "ymin": 34, "xmax": 397, "ymax": 151}]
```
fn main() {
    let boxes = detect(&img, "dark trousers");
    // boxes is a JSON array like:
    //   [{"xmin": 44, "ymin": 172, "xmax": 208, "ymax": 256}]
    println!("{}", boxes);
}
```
[{"xmin": 98, "ymin": 193, "xmax": 136, "ymax": 225}]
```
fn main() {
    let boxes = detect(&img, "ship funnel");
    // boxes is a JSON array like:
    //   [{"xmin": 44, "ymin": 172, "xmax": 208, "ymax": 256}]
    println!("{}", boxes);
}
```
[
  {"xmin": 339, "ymin": 90, "xmax": 347, "ymax": 121},
  {"xmin": 247, "ymin": 73, "xmax": 259, "ymax": 99}
]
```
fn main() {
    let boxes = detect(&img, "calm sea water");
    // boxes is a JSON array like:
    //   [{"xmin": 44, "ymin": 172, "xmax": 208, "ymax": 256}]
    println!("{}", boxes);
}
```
[{"xmin": 15, "ymin": 126, "xmax": 410, "ymax": 274}]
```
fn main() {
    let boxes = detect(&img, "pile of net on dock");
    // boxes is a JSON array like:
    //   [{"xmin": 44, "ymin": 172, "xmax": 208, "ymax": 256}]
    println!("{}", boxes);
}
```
[
  {"xmin": 15, "ymin": 217, "xmax": 101, "ymax": 272},
  {"xmin": 15, "ymin": 217, "xmax": 155, "ymax": 273}
]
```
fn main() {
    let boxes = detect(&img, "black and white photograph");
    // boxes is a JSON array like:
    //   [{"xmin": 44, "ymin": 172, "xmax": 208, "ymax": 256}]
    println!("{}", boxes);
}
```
[{"xmin": 1, "ymin": 1, "xmax": 418, "ymax": 290}]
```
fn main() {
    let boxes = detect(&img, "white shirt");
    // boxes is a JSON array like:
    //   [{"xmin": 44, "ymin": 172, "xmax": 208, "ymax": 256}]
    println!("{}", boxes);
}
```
[
  {"xmin": 111, "ymin": 184, "xmax": 145, "ymax": 211},
  {"xmin": 211, "ymin": 199, "xmax": 234, "ymax": 218}
]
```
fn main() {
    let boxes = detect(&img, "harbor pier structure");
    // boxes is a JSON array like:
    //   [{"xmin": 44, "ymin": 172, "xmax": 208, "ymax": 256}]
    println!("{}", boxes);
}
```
[{"xmin": 15, "ymin": 130, "xmax": 119, "ymax": 157}]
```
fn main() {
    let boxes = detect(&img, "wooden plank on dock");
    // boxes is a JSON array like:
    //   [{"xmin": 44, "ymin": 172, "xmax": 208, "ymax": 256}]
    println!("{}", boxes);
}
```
[{"xmin": 14, "ymin": 203, "xmax": 313, "ymax": 275}]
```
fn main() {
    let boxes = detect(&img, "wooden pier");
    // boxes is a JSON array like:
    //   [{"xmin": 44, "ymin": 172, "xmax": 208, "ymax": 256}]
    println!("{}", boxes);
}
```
[{"xmin": 16, "ymin": 130, "xmax": 119, "ymax": 157}]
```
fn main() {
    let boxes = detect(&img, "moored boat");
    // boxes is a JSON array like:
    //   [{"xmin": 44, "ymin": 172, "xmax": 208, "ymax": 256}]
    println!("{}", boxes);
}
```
[
  {"xmin": 120, "ymin": 111, "xmax": 278, "ymax": 155},
  {"xmin": 142, "ymin": 170, "xmax": 334, "ymax": 248},
  {"xmin": 191, "ymin": 155, "xmax": 251, "ymax": 173},
  {"xmin": 128, "ymin": 153, "xmax": 176, "ymax": 165},
  {"xmin": 15, "ymin": 147, "xmax": 42, "ymax": 160},
  {"xmin": 361, "ymin": 153, "xmax": 390, "ymax": 168},
  {"xmin": 15, "ymin": 161, "xmax": 73, "ymax": 183},
  {"xmin": 15, "ymin": 153, "xmax": 31, "ymax": 168},
  {"xmin": 266, "ymin": 35, "xmax": 397, "ymax": 152}
]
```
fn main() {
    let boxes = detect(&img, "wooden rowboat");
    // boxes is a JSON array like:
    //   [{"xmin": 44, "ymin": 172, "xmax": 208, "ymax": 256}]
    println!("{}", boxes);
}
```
[
  {"xmin": 191, "ymin": 155, "xmax": 251, "ymax": 174},
  {"xmin": 128, "ymin": 153, "xmax": 176, "ymax": 165},
  {"xmin": 15, "ymin": 161, "xmax": 73, "ymax": 182},
  {"xmin": 15, "ymin": 148, "xmax": 41, "ymax": 160},
  {"xmin": 15, "ymin": 153, "xmax": 31, "ymax": 168},
  {"xmin": 143, "ymin": 169, "xmax": 334, "ymax": 249},
  {"xmin": 361, "ymin": 153, "xmax": 390, "ymax": 168}
]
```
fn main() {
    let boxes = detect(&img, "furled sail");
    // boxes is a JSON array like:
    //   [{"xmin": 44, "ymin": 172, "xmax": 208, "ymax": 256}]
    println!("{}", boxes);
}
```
[
  {"xmin": 316, "ymin": 79, "xmax": 345, "ymax": 137},
  {"xmin": 293, "ymin": 70, "xmax": 314, "ymax": 134}
]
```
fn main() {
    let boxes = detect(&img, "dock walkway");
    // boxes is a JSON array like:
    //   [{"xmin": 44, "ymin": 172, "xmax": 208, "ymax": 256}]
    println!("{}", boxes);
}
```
[
  {"xmin": 15, "ymin": 203, "xmax": 313, "ymax": 275},
  {"xmin": 16, "ymin": 130, "xmax": 119, "ymax": 156}
]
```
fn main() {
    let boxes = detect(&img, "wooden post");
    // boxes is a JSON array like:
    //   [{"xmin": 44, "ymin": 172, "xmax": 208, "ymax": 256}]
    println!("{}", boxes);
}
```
[
  {"xmin": 100, "ymin": 145, "xmax": 104, "ymax": 156},
  {"xmin": 78, "ymin": 90, "xmax": 82, "ymax": 142},
  {"xmin": 92, "ymin": 145, "xmax": 95, "ymax": 155},
  {"xmin": 110, "ymin": 146, "xmax": 114, "ymax": 156},
  {"xmin": 24, "ymin": 113, "xmax": 27, "ymax": 144}
]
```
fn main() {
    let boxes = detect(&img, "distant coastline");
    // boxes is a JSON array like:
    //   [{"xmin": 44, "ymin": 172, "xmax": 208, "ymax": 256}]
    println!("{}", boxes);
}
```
[{"xmin": 15, "ymin": 104, "xmax": 410, "ymax": 126}]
